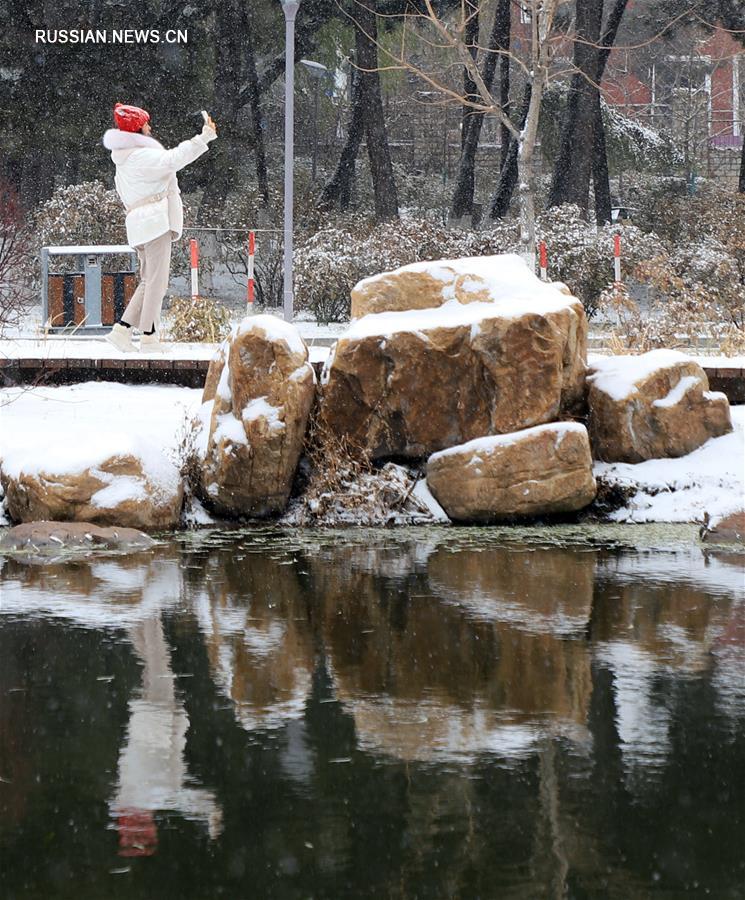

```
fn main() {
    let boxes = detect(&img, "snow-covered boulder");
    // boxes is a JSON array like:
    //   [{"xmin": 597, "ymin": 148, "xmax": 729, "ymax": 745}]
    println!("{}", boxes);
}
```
[
  {"xmin": 200, "ymin": 315, "xmax": 316, "ymax": 518},
  {"xmin": 587, "ymin": 351, "xmax": 732, "ymax": 463},
  {"xmin": 1, "ymin": 452, "xmax": 183, "ymax": 530},
  {"xmin": 426, "ymin": 423, "xmax": 597, "ymax": 522},
  {"xmin": 322, "ymin": 256, "xmax": 587, "ymax": 459}
]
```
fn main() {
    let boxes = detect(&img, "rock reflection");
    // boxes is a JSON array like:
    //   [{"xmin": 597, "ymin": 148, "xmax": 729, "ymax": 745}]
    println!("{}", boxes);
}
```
[
  {"xmin": 0, "ymin": 548, "xmax": 183, "ymax": 628},
  {"xmin": 314, "ymin": 543, "xmax": 595, "ymax": 762},
  {"xmin": 189, "ymin": 551, "xmax": 315, "ymax": 732}
]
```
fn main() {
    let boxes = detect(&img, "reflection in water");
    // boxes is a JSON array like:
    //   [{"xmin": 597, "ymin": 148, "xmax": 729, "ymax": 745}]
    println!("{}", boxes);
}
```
[
  {"xmin": 315, "ymin": 543, "xmax": 595, "ymax": 762},
  {"xmin": 110, "ymin": 614, "xmax": 222, "ymax": 855},
  {"xmin": 592, "ymin": 551, "xmax": 743, "ymax": 784},
  {"xmin": 190, "ymin": 553, "xmax": 315, "ymax": 732},
  {"xmin": 0, "ymin": 549, "xmax": 223, "ymax": 859},
  {"xmin": 0, "ymin": 530, "xmax": 743, "ymax": 897}
]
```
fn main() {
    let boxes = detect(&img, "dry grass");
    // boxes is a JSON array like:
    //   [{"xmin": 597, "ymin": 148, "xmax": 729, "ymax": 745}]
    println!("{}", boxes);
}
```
[
  {"xmin": 166, "ymin": 295, "xmax": 231, "ymax": 344},
  {"xmin": 285, "ymin": 406, "xmax": 438, "ymax": 526}
]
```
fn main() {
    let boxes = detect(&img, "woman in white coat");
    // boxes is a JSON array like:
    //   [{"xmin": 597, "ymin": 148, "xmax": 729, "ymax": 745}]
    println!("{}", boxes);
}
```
[{"xmin": 103, "ymin": 103, "xmax": 217, "ymax": 352}]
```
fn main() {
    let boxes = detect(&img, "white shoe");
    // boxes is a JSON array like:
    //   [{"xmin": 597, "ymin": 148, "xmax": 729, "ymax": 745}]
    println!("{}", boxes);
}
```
[
  {"xmin": 105, "ymin": 323, "xmax": 136, "ymax": 353},
  {"xmin": 140, "ymin": 332, "xmax": 167, "ymax": 353}
]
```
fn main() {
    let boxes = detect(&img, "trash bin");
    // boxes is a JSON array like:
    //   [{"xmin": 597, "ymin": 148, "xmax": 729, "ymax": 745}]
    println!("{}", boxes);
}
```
[{"xmin": 42, "ymin": 245, "xmax": 138, "ymax": 331}]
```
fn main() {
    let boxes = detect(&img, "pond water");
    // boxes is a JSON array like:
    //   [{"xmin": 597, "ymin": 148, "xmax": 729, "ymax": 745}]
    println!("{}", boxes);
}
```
[{"xmin": 0, "ymin": 526, "xmax": 743, "ymax": 899}]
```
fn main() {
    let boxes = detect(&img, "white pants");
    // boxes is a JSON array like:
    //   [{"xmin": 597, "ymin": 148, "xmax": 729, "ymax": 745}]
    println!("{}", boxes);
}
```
[{"xmin": 122, "ymin": 231, "xmax": 172, "ymax": 332}]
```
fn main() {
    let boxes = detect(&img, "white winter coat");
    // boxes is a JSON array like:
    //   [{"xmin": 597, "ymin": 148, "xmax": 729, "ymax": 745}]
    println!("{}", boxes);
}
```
[{"xmin": 102, "ymin": 129, "xmax": 210, "ymax": 247}]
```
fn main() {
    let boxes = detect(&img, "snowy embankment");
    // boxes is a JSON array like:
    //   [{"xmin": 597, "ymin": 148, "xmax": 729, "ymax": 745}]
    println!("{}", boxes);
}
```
[
  {"xmin": 594, "ymin": 406, "xmax": 744, "ymax": 524},
  {"xmin": 0, "ymin": 383, "xmax": 203, "ymax": 526},
  {"xmin": 0, "ymin": 381, "xmax": 742, "ymax": 528}
]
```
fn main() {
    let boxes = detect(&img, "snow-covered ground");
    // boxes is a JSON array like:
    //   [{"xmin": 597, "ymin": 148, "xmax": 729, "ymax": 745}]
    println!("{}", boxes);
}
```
[
  {"xmin": 595, "ymin": 406, "xmax": 744, "ymax": 524},
  {"xmin": 1, "ymin": 381, "xmax": 742, "ymax": 528}
]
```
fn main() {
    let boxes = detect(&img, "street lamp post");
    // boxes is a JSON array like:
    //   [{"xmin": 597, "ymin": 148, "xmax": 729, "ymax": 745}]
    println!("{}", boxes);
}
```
[
  {"xmin": 300, "ymin": 59, "xmax": 328, "ymax": 183},
  {"xmin": 280, "ymin": 0, "xmax": 299, "ymax": 322}
]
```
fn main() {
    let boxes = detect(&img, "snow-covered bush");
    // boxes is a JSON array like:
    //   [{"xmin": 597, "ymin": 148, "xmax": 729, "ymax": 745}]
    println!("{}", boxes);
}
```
[
  {"xmin": 34, "ymin": 181, "xmax": 128, "ymax": 274},
  {"xmin": 603, "ymin": 103, "xmax": 681, "ymax": 173},
  {"xmin": 536, "ymin": 205, "xmax": 661, "ymax": 317},
  {"xmin": 294, "ymin": 217, "xmax": 446, "ymax": 322}
]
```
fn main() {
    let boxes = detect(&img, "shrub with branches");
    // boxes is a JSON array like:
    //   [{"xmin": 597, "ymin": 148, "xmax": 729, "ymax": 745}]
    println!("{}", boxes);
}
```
[
  {"xmin": 536, "ymin": 205, "xmax": 661, "ymax": 318},
  {"xmin": 0, "ymin": 179, "xmax": 34, "ymax": 336}
]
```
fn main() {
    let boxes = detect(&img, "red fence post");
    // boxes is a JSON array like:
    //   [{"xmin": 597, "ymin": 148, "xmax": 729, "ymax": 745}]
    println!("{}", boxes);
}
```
[
  {"xmin": 247, "ymin": 230, "xmax": 256, "ymax": 309},
  {"xmin": 539, "ymin": 240, "xmax": 548, "ymax": 281},
  {"xmin": 189, "ymin": 239, "xmax": 199, "ymax": 299},
  {"xmin": 614, "ymin": 233, "xmax": 621, "ymax": 283}
]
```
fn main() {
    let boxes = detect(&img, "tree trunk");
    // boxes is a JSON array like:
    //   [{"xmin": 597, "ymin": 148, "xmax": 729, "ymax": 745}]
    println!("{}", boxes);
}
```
[
  {"xmin": 518, "ymin": 78, "xmax": 547, "ymax": 266},
  {"xmin": 497, "ymin": 0, "xmax": 511, "ymax": 171},
  {"xmin": 739, "ymin": 136, "xmax": 745, "ymax": 193},
  {"xmin": 197, "ymin": 0, "xmax": 244, "ymax": 222},
  {"xmin": 462, "ymin": 2, "xmax": 480, "ymax": 150},
  {"xmin": 592, "ymin": 96, "xmax": 612, "ymax": 223},
  {"xmin": 318, "ymin": 66, "xmax": 366, "ymax": 212},
  {"xmin": 591, "ymin": 0, "xmax": 630, "ymax": 222},
  {"xmin": 242, "ymin": 9, "xmax": 270, "ymax": 207},
  {"xmin": 356, "ymin": 0, "xmax": 399, "ymax": 221},
  {"xmin": 548, "ymin": 0, "xmax": 603, "ymax": 214},
  {"xmin": 489, "ymin": 84, "xmax": 532, "ymax": 220},
  {"xmin": 450, "ymin": 0, "xmax": 510, "ymax": 220}
]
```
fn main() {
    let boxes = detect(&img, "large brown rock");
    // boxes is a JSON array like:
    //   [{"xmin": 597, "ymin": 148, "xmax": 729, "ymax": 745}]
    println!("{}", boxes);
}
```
[
  {"xmin": 200, "ymin": 315, "xmax": 316, "ymax": 517},
  {"xmin": 426, "ymin": 422, "xmax": 597, "ymax": 522},
  {"xmin": 323, "ymin": 265, "xmax": 587, "ymax": 459},
  {"xmin": 1, "ymin": 454, "xmax": 183, "ymax": 530},
  {"xmin": 587, "ymin": 350, "xmax": 732, "ymax": 463}
]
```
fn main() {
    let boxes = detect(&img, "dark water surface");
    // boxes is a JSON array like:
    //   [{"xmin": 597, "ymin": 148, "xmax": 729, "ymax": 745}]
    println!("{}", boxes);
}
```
[{"xmin": 0, "ymin": 526, "xmax": 743, "ymax": 899}]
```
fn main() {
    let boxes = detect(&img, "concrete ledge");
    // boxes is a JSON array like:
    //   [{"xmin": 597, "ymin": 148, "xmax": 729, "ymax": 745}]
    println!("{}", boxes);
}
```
[{"xmin": 0, "ymin": 356, "xmax": 211, "ymax": 388}]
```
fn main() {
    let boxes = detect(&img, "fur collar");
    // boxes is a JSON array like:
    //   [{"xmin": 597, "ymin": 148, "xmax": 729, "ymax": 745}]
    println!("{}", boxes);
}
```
[{"xmin": 103, "ymin": 129, "xmax": 164, "ymax": 151}]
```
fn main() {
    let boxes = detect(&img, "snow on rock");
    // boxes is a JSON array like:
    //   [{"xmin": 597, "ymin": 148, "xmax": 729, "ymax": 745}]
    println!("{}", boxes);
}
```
[
  {"xmin": 323, "ymin": 257, "xmax": 587, "ymax": 460},
  {"xmin": 587, "ymin": 351, "xmax": 732, "ymax": 463},
  {"xmin": 0, "ymin": 383, "xmax": 202, "ymax": 529},
  {"xmin": 351, "ymin": 253, "xmax": 579, "ymax": 319},
  {"xmin": 235, "ymin": 313, "xmax": 307, "ymax": 357},
  {"xmin": 587, "ymin": 350, "xmax": 695, "ymax": 402},
  {"xmin": 594, "ymin": 406, "xmax": 744, "ymax": 524},
  {"xmin": 427, "ymin": 422, "xmax": 597, "ymax": 523},
  {"xmin": 200, "ymin": 315, "xmax": 315, "ymax": 518},
  {"xmin": 242, "ymin": 397, "xmax": 285, "ymax": 433}
]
